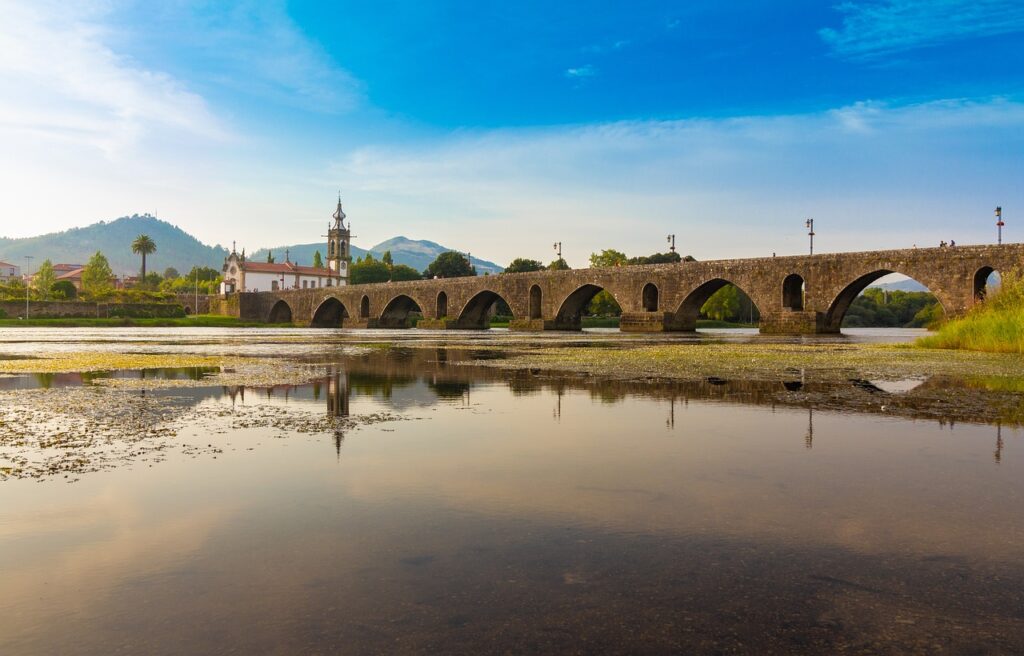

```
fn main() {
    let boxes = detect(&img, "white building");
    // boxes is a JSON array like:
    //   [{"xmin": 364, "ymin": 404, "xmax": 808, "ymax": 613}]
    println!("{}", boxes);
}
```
[
  {"xmin": 0, "ymin": 261, "xmax": 20, "ymax": 282},
  {"xmin": 220, "ymin": 196, "xmax": 352, "ymax": 294}
]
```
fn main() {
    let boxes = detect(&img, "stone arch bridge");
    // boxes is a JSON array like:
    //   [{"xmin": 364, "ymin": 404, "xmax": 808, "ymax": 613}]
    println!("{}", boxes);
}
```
[{"xmin": 229, "ymin": 244, "xmax": 1022, "ymax": 334}]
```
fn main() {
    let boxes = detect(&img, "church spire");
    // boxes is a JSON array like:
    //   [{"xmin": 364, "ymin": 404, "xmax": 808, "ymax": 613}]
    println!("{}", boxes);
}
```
[{"xmin": 332, "ymin": 190, "xmax": 346, "ymax": 229}]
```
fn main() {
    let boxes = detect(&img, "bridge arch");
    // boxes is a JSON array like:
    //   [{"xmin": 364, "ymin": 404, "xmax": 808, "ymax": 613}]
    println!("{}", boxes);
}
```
[
  {"xmin": 554, "ymin": 284, "xmax": 623, "ymax": 330},
  {"xmin": 825, "ymin": 270, "xmax": 945, "ymax": 332},
  {"xmin": 380, "ymin": 294, "xmax": 424, "ymax": 328},
  {"xmin": 529, "ymin": 285, "xmax": 542, "ymax": 319},
  {"xmin": 782, "ymin": 274, "xmax": 805, "ymax": 311},
  {"xmin": 267, "ymin": 299, "xmax": 293, "ymax": 324},
  {"xmin": 359, "ymin": 295, "xmax": 370, "ymax": 319},
  {"xmin": 642, "ymin": 283, "xmax": 659, "ymax": 312},
  {"xmin": 674, "ymin": 278, "xmax": 761, "ymax": 329},
  {"xmin": 456, "ymin": 290, "xmax": 514, "ymax": 329},
  {"xmin": 974, "ymin": 266, "xmax": 1000, "ymax": 301},
  {"xmin": 311, "ymin": 297, "xmax": 349, "ymax": 328}
]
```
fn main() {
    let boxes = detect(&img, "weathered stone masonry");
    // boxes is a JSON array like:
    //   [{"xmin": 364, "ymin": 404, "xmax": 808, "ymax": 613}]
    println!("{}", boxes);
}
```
[{"xmin": 226, "ymin": 244, "xmax": 1024, "ymax": 334}]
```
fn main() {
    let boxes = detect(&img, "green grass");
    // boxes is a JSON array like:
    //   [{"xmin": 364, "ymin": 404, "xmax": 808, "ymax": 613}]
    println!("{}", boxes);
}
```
[
  {"xmin": 917, "ymin": 270, "xmax": 1024, "ymax": 353},
  {"xmin": 0, "ymin": 314, "xmax": 291, "ymax": 328}
]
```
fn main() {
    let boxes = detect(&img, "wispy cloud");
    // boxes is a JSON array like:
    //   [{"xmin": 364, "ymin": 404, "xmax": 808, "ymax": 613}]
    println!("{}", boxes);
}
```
[
  {"xmin": 565, "ymin": 64, "xmax": 598, "ymax": 78},
  {"xmin": 148, "ymin": 1, "xmax": 363, "ymax": 113},
  {"xmin": 0, "ymin": 1, "xmax": 225, "ymax": 156},
  {"xmin": 820, "ymin": 0, "xmax": 1024, "ymax": 60},
  {"xmin": 330, "ymin": 98, "xmax": 1024, "ymax": 263}
]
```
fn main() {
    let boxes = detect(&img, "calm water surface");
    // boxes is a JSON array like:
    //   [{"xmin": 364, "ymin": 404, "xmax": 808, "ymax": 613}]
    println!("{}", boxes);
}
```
[{"xmin": 1, "ymin": 328, "xmax": 1022, "ymax": 654}]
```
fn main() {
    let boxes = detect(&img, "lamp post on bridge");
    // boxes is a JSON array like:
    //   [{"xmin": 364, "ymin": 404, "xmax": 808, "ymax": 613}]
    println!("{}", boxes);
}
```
[
  {"xmin": 553, "ymin": 241, "xmax": 562, "ymax": 266},
  {"xmin": 667, "ymin": 234, "xmax": 676, "ymax": 254},
  {"xmin": 805, "ymin": 218, "xmax": 815, "ymax": 255},
  {"xmin": 996, "ymin": 207, "xmax": 1004, "ymax": 245}
]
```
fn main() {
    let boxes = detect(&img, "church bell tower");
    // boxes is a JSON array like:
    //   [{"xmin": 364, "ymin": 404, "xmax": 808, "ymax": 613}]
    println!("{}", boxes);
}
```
[{"xmin": 327, "ymin": 193, "xmax": 351, "ymax": 284}]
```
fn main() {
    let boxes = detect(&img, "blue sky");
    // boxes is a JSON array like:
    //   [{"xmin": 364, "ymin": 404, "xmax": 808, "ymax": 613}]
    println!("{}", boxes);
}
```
[{"xmin": 1, "ymin": 0, "xmax": 1022, "ymax": 266}]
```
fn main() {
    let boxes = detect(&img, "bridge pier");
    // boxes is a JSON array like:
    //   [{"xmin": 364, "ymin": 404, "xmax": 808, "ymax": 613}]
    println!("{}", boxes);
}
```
[
  {"xmin": 619, "ymin": 312, "xmax": 691, "ymax": 333},
  {"xmin": 758, "ymin": 311, "xmax": 834, "ymax": 335},
  {"xmin": 416, "ymin": 318, "xmax": 489, "ymax": 330}
]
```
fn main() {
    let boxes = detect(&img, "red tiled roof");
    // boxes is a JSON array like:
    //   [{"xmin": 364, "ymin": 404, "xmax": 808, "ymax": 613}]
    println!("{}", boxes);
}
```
[
  {"xmin": 0, "ymin": 261, "xmax": 17, "ymax": 268},
  {"xmin": 241, "ymin": 261, "xmax": 336, "ymax": 276}
]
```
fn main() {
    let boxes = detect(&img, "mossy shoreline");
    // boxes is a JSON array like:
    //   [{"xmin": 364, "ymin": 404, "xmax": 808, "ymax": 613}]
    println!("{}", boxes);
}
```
[{"xmin": 0, "ymin": 315, "xmax": 289, "ymax": 328}]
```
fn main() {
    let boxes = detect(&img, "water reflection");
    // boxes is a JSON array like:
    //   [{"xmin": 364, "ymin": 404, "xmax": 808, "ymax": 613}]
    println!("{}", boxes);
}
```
[{"xmin": 2, "ymin": 345, "xmax": 1024, "ymax": 654}]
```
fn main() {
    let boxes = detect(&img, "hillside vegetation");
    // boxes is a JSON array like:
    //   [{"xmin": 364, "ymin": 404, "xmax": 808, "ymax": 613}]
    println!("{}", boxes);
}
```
[
  {"xmin": 917, "ymin": 270, "xmax": 1024, "ymax": 353},
  {"xmin": 0, "ymin": 215, "xmax": 228, "ymax": 274}
]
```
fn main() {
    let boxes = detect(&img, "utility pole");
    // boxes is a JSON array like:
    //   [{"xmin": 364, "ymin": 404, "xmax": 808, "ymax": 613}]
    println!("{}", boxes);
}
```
[
  {"xmin": 666, "ymin": 234, "xmax": 676, "ymax": 254},
  {"xmin": 805, "ymin": 218, "xmax": 815, "ymax": 255},
  {"xmin": 996, "ymin": 206, "xmax": 1004, "ymax": 245},
  {"xmin": 24, "ymin": 256, "xmax": 33, "ymax": 319}
]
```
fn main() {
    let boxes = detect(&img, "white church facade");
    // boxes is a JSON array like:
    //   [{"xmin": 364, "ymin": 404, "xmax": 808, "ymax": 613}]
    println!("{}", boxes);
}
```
[{"xmin": 221, "ymin": 196, "xmax": 353, "ymax": 294}]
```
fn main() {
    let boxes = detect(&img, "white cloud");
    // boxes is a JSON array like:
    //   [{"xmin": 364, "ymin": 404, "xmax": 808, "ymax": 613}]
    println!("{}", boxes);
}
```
[
  {"xmin": 565, "ymin": 64, "xmax": 598, "ymax": 78},
  {"xmin": 143, "ymin": 1, "xmax": 363, "ymax": 113},
  {"xmin": 329, "ymin": 98, "xmax": 1024, "ymax": 265},
  {"xmin": 0, "ymin": 1, "xmax": 226, "ymax": 156},
  {"xmin": 819, "ymin": 0, "xmax": 1024, "ymax": 60}
]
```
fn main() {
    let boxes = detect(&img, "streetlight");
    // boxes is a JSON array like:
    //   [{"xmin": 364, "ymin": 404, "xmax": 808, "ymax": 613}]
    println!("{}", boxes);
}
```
[
  {"xmin": 805, "ymin": 218, "xmax": 815, "ymax": 255},
  {"xmin": 666, "ymin": 234, "xmax": 676, "ymax": 254},
  {"xmin": 24, "ymin": 255, "xmax": 33, "ymax": 319},
  {"xmin": 553, "ymin": 241, "xmax": 562, "ymax": 262},
  {"xmin": 996, "ymin": 206, "xmax": 1004, "ymax": 245}
]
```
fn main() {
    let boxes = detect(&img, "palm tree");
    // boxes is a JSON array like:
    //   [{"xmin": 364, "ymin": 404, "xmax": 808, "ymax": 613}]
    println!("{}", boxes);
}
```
[{"xmin": 131, "ymin": 234, "xmax": 157, "ymax": 280}]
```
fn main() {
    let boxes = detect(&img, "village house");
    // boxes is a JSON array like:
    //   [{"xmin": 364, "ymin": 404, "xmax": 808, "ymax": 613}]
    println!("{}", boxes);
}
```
[
  {"xmin": 221, "ymin": 196, "xmax": 352, "ymax": 294},
  {"xmin": 0, "ymin": 261, "xmax": 21, "ymax": 282}
]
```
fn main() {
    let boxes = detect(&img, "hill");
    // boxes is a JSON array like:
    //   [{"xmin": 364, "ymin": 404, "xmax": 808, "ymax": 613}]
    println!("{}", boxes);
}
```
[
  {"xmin": 251, "ymin": 235, "xmax": 503, "ymax": 274},
  {"xmin": 2, "ymin": 216, "xmax": 504, "ymax": 278},
  {"xmin": 0, "ymin": 215, "xmax": 228, "ymax": 275}
]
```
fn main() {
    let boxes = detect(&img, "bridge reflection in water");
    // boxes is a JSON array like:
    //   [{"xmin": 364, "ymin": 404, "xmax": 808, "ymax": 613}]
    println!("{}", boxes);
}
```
[{"xmin": 233, "ymin": 244, "xmax": 1024, "ymax": 334}]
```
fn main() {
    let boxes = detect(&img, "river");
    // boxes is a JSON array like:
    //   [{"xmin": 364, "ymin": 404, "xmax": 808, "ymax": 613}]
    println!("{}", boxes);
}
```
[{"xmin": 0, "ymin": 328, "xmax": 1021, "ymax": 654}]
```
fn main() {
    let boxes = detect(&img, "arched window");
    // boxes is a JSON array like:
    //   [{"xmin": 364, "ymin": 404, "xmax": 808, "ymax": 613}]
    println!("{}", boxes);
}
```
[
  {"xmin": 529, "ymin": 285, "xmax": 542, "ymax": 319},
  {"xmin": 436, "ymin": 291, "xmax": 448, "ymax": 319},
  {"xmin": 782, "ymin": 274, "xmax": 805, "ymax": 311},
  {"xmin": 642, "ymin": 283, "xmax": 659, "ymax": 312}
]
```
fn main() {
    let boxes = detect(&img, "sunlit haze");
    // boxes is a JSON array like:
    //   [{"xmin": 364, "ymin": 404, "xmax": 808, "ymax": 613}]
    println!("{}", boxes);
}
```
[{"xmin": 1, "ymin": 0, "xmax": 1021, "ymax": 265}]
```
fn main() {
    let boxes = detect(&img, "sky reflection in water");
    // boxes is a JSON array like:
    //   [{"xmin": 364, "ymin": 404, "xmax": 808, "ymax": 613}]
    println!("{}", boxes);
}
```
[{"xmin": 0, "ymin": 341, "xmax": 1022, "ymax": 654}]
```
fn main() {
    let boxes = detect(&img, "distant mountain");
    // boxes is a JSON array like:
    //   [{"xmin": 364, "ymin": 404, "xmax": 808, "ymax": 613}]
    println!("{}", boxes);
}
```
[
  {"xmin": 0, "ymin": 215, "xmax": 228, "ymax": 275},
  {"xmin": 868, "ymin": 278, "xmax": 929, "ymax": 293},
  {"xmin": 1, "ymin": 217, "xmax": 504, "ymax": 278},
  {"xmin": 252, "ymin": 235, "xmax": 503, "ymax": 274}
]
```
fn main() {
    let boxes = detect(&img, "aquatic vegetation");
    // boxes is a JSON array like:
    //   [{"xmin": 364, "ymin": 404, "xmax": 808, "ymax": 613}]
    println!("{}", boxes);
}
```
[
  {"xmin": 0, "ymin": 352, "xmax": 247, "ymax": 374},
  {"xmin": 917, "ymin": 269, "xmax": 1024, "ymax": 353}
]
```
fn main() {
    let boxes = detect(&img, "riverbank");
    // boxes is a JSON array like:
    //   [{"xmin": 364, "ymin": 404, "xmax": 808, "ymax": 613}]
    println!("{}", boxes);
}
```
[
  {"xmin": 0, "ymin": 315, "xmax": 288, "ymax": 328},
  {"xmin": 917, "ymin": 271, "xmax": 1024, "ymax": 353}
]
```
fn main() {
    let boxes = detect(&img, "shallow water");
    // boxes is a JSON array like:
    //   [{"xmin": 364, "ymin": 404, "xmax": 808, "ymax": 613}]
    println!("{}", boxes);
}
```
[{"xmin": 1, "ymin": 329, "xmax": 1022, "ymax": 654}]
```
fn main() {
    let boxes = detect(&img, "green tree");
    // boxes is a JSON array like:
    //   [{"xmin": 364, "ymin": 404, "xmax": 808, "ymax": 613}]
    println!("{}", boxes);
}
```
[
  {"xmin": 81, "ymin": 251, "xmax": 114, "ymax": 298},
  {"xmin": 423, "ymin": 251, "xmax": 475, "ymax": 278},
  {"xmin": 33, "ymin": 259, "xmax": 56, "ymax": 299},
  {"xmin": 629, "ymin": 252, "xmax": 692, "ymax": 265},
  {"xmin": 266, "ymin": 251, "xmax": 275, "ymax": 264},
  {"xmin": 589, "ymin": 249, "xmax": 628, "ymax": 268},
  {"xmin": 548, "ymin": 258, "xmax": 570, "ymax": 270},
  {"xmin": 312, "ymin": 251, "xmax": 324, "ymax": 268},
  {"xmin": 588, "ymin": 291, "xmax": 622, "ymax": 316},
  {"xmin": 350, "ymin": 254, "xmax": 391, "ymax": 284},
  {"xmin": 382, "ymin": 250, "xmax": 393, "ymax": 267},
  {"xmin": 505, "ymin": 258, "xmax": 544, "ymax": 273},
  {"xmin": 702, "ymin": 285, "xmax": 741, "ymax": 321},
  {"xmin": 51, "ymin": 280, "xmax": 77, "ymax": 300},
  {"xmin": 163, "ymin": 267, "xmax": 180, "ymax": 280},
  {"xmin": 131, "ymin": 234, "xmax": 157, "ymax": 279},
  {"xmin": 390, "ymin": 264, "xmax": 422, "ymax": 281}
]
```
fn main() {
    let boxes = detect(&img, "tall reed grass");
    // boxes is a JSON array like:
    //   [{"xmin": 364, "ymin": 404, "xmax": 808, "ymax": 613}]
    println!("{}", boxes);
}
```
[{"xmin": 917, "ymin": 269, "xmax": 1024, "ymax": 353}]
